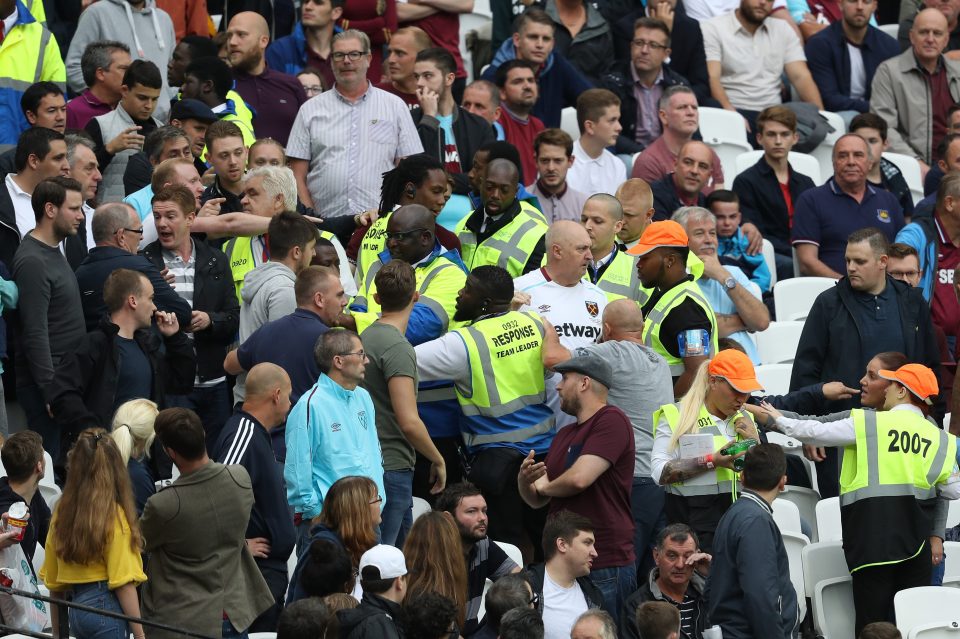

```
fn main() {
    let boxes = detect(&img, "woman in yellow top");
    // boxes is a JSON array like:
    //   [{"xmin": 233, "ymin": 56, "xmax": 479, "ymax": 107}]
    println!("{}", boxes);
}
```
[{"xmin": 40, "ymin": 429, "xmax": 147, "ymax": 639}]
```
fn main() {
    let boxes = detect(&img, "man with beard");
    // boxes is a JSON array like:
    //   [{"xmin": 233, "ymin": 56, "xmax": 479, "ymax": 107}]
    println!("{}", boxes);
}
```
[
  {"xmin": 518, "ymin": 352, "xmax": 635, "ymax": 624},
  {"xmin": 226, "ymin": 11, "xmax": 307, "ymax": 145},
  {"xmin": 528, "ymin": 129, "xmax": 588, "ymax": 224},
  {"xmin": 436, "ymin": 482, "xmax": 523, "ymax": 637},
  {"xmin": 415, "ymin": 266, "xmax": 569, "ymax": 563}
]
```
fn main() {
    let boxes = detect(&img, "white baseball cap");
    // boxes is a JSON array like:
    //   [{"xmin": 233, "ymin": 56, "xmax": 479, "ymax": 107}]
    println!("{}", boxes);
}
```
[{"xmin": 359, "ymin": 544, "xmax": 408, "ymax": 580}]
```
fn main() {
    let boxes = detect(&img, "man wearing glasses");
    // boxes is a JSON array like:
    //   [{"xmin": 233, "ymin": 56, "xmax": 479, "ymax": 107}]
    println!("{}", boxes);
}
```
[
  {"xmin": 284, "ymin": 328, "xmax": 386, "ymax": 552},
  {"xmin": 287, "ymin": 29, "xmax": 423, "ymax": 220}
]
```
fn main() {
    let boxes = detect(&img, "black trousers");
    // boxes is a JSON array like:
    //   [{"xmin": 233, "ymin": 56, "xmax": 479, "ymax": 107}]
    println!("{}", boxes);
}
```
[
  {"xmin": 851, "ymin": 543, "xmax": 932, "ymax": 636},
  {"xmin": 249, "ymin": 564, "xmax": 289, "ymax": 633},
  {"xmin": 663, "ymin": 492, "xmax": 733, "ymax": 554}
]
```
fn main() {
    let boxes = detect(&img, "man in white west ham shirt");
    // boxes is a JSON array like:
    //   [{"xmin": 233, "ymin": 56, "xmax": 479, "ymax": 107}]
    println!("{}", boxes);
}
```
[{"xmin": 515, "ymin": 221, "xmax": 607, "ymax": 428}]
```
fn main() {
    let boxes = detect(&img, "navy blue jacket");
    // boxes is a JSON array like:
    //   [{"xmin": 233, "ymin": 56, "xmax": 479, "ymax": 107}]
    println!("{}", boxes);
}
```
[
  {"xmin": 286, "ymin": 523, "xmax": 344, "ymax": 604},
  {"xmin": 651, "ymin": 175, "xmax": 705, "ymax": 222},
  {"xmin": 804, "ymin": 21, "xmax": 899, "ymax": 114},
  {"xmin": 731, "ymin": 156, "xmax": 817, "ymax": 255},
  {"xmin": 481, "ymin": 40, "xmax": 593, "ymax": 128},
  {"xmin": 213, "ymin": 411, "xmax": 296, "ymax": 573},
  {"xmin": 75, "ymin": 247, "xmax": 192, "ymax": 331}
]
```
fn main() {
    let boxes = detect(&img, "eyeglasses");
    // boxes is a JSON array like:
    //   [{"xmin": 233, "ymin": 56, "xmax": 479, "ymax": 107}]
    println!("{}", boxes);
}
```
[
  {"xmin": 369, "ymin": 495, "xmax": 383, "ymax": 504},
  {"xmin": 332, "ymin": 51, "xmax": 368, "ymax": 62},
  {"xmin": 631, "ymin": 39, "xmax": 668, "ymax": 51},
  {"xmin": 339, "ymin": 350, "xmax": 366, "ymax": 359},
  {"xmin": 888, "ymin": 270, "xmax": 920, "ymax": 279},
  {"xmin": 302, "ymin": 85, "xmax": 323, "ymax": 95},
  {"xmin": 385, "ymin": 228, "xmax": 428, "ymax": 241},
  {"xmin": 123, "ymin": 227, "xmax": 145, "ymax": 235}
]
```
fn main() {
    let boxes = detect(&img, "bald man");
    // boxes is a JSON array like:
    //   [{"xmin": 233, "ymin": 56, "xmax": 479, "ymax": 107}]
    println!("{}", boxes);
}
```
[
  {"xmin": 615, "ymin": 179, "xmax": 656, "ymax": 250},
  {"xmin": 213, "ymin": 362, "xmax": 295, "ymax": 632},
  {"xmin": 228, "ymin": 11, "xmax": 308, "ymax": 145},
  {"xmin": 515, "ymin": 220, "xmax": 607, "ymax": 428},
  {"xmin": 574, "ymin": 298, "xmax": 674, "ymax": 596},
  {"xmin": 456, "ymin": 158, "xmax": 549, "ymax": 276},
  {"xmin": 582, "ymin": 194, "xmax": 646, "ymax": 305},
  {"xmin": 872, "ymin": 7, "xmax": 960, "ymax": 170},
  {"xmin": 650, "ymin": 141, "xmax": 712, "ymax": 221}
]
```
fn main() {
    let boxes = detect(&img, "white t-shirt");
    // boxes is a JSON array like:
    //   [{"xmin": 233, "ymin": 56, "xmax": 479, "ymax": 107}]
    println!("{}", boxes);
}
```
[
  {"xmin": 542, "ymin": 572, "xmax": 589, "ymax": 639},
  {"xmin": 566, "ymin": 140, "xmax": 628, "ymax": 197},
  {"xmin": 515, "ymin": 268, "xmax": 607, "ymax": 428},
  {"xmin": 847, "ymin": 42, "xmax": 867, "ymax": 101},
  {"xmin": 683, "ymin": 0, "xmax": 786, "ymax": 21}
]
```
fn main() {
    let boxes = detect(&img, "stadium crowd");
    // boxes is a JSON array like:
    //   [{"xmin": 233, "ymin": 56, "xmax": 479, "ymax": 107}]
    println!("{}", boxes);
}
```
[{"xmin": 0, "ymin": 0, "xmax": 954, "ymax": 638}]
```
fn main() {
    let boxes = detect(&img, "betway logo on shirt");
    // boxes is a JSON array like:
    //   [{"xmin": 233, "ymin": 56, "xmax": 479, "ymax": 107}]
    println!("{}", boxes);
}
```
[{"xmin": 553, "ymin": 322, "xmax": 602, "ymax": 339}]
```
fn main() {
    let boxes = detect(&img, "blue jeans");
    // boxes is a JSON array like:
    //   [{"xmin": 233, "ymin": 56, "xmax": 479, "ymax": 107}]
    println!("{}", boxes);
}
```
[
  {"xmin": 69, "ymin": 582, "xmax": 128, "ymax": 639},
  {"xmin": 222, "ymin": 616, "xmax": 249, "ymax": 639},
  {"xmin": 590, "ymin": 563, "xmax": 637, "ymax": 626},
  {"xmin": 381, "ymin": 469, "xmax": 413, "ymax": 548},
  {"xmin": 631, "ymin": 477, "xmax": 665, "ymax": 579},
  {"xmin": 167, "ymin": 381, "xmax": 232, "ymax": 454}
]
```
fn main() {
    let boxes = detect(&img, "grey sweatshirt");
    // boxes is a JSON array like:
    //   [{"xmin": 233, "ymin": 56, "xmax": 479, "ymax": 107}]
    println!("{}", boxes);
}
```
[
  {"xmin": 12, "ymin": 235, "xmax": 86, "ymax": 400},
  {"xmin": 65, "ymin": 0, "xmax": 176, "ymax": 122}
]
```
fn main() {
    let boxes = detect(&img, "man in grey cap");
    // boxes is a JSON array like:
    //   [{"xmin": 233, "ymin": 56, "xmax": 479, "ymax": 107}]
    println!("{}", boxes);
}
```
[{"xmin": 517, "ymin": 349, "xmax": 638, "ymax": 624}]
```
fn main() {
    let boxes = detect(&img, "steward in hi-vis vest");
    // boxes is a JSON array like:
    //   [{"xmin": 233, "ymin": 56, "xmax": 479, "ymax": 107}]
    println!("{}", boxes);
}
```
[{"xmin": 759, "ymin": 363, "xmax": 960, "ymax": 635}]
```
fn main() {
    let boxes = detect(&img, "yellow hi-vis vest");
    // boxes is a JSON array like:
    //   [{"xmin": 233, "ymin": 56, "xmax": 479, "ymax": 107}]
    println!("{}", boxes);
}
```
[
  {"xmin": 590, "ymin": 248, "xmax": 643, "ymax": 304},
  {"xmin": 455, "ymin": 205, "xmax": 547, "ymax": 277},
  {"xmin": 351, "ymin": 249, "xmax": 467, "ymax": 334},
  {"xmin": 839, "ymin": 408, "xmax": 957, "ymax": 572},
  {"xmin": 453, "ymin": 311, "xmax": 555, "ymax": 453},
  {"xmin": 354, "ymin": 212, "xmax": 392, "ymax": 292},
  {"xmin": 653, "ymin": 403, "xmax": 747, "ymax": 497},
  {"xmin": 641, "ymin": 276, "xmax": 719, "ymax": 376},
  {"xmin": 224, "ymin": 230, "xmax": 336, "ymax": 301}
]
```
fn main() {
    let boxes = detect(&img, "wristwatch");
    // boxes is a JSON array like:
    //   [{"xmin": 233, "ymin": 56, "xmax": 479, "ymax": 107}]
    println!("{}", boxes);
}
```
[{"xmin": 723, "ymin": 276, "xmax": 737, "ymax": 291}]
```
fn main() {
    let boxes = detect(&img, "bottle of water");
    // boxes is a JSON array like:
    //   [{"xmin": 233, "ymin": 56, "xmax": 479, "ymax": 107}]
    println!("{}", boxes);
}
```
[{"xmin": 702, "ymin": 626, "xmax": 723, "ymax": 639}]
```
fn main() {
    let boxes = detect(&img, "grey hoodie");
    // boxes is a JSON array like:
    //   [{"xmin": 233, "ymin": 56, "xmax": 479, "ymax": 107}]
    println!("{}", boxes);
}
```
[{"xmin": 66, "ymin": 0, "xmax": 176, "ymax": 122}]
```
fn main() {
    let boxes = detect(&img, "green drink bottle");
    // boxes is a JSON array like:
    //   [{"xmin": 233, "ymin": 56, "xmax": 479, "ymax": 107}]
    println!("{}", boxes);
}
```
[{"xmin": 720, "ymin": 438, "xmax": 758, "ymax": 471}]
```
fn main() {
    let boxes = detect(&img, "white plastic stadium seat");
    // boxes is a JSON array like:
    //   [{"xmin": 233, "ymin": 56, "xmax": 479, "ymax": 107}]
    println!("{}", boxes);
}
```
[
  {"xmin": 412, "ymin": 496, "xmax": 432, "ymax": 521},
  {"xmin": 814, "ymin": 496, "xmax": 842, "ymax": 542},
  {"xmin": 883, "ymin": 151, "xmax": 924, "ymax": 205},
  {"xmin": 40, "ymin": 451, "xmax": 55, "ymax": 487},
  {"xmin": 249, "ymin": 634, "xmax": 278, "ymax": 639},
  {"xmin": 878, "ymin": 23, "xmax": 899, "ymax": 39},
  {"xmin": 772, "ymin": 498, "xmax": 802, "ymax": 535},
  {"xmin": 949, "ymin": 500, "xmax": 960, "ymax": 528},
  {"xmin": 733, "ymin": 150, "xmax": 821, "ymax": 185},
  {"xmin": 908, "ymin": 621, "xmax": 960, "ymax": 638},
  {"xmin": 561, "ymin": 107, "xmax": 580, "ymax": 142},
  {"xmin": 754, "ymin": 364, "xmax": 792, "ymax": 396},
  {"xmin": 754, "ymin": 320, "xmax": 804, "ymax": 365},
  {"xmin": 458, "ymin": 13, "xmax": 492, "ymax": 83},
  {"xmin": 761, "ymin": 239, "xmax": 778, "ymax": 289},
  {"xmin": 495, "ymin": 540, "xmax": 523, "ymax": 568},
  {"xmin": 781, "ymin": 485, "xmax": 821, "ymax": 542},
  {"xmin": 896, "ymin": 587, "xmax": 960, "ymax": 635},
  {"xmin": 710, "ymin": 141, "xmax": 753, "ymax": 189},
  {"xmin": 773, "ymin": 276, "xmax": 835, "ymax": 321},
  {"xmin": 698, "ymin": 107, "xmax": 750, "ymax": 146},
  {"xmin": 802, "ymin": 541, "xmax": 851, "ymax": 638},
  {"xmin": 781, "ymin": 530, "xmax": 809, "ymax": 622},
  {"xmin": 765, "ymin": 431, "xmax": 803, "ymax": 454},
  {"xmin": 810, "ymin": 110, "xmax": 846, "ymax": 186},
  {"xmin": 942, "ymin": 541, "xmax": 960, "ymax": 588}
]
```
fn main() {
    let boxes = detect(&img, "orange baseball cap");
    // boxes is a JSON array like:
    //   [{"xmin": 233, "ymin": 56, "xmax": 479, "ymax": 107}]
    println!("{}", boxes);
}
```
[
  {"xmin": 708, "ymin": 349, "xmax": 764, "ymax": 394},
  {"xmin": 626, "ymin": 220, "xmax": 689, "ymax": 256},
  {"xmin": 878, "ymin": 364, "xmax": 939, "ymax": 405}
]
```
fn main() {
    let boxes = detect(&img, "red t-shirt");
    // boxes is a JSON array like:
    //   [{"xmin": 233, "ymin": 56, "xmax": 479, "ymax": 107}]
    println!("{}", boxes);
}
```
[
  {"xmin": 932, "ymin": 213, "xmax": 960, "ymax": 342},
  {"xmin": 375, "ymin": 81, "xmax": 420, "ymax": 109},
  {"xmin": 411, "ymin": 12, "xmax": 467, "ymax": 79},
  {"xmin": 544, "ymin": 404, "xmax": 635, "ymax": 569},
  {"xmin": 497, "ymin": 108, "xmax": 545, "ymax": 187}
]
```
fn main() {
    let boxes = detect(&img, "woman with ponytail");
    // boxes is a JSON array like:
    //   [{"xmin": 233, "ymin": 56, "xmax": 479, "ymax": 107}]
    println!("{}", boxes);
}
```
[
  {"xmin": 650, "ymin": 349, "xmax": 764, "ymax": 552},
  {"xmin": 111, "ymin": 399, "xmax": 159, "ymax": 514},
  {"xmin": 40, "ymin": 428, "xmax": 147, "ymax": 639}
]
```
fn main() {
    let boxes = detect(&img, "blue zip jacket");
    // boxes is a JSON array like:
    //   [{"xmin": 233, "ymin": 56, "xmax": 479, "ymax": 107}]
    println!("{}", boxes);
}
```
[
  {"xmin": 718, "ymin": 228, "xmax": 772, "ymax": 293},
  {"xmin": 895, "ymin": 217, "xmax": 939, "ymax": 302},
  {"xmin": 284, "ymin": 374, "xmax": 385, "ymax": 520},
  {"xmin": 265, "ymin": 21, "xmax": 341, "ymax": 76}
]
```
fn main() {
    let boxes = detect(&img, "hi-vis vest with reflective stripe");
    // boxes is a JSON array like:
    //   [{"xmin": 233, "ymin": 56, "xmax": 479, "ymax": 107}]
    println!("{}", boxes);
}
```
[
  {"xmin": 224, "ymin": 230, "xmax": 337, "ymax": 301},
  {"xmin": 351, "ymin": 249, "xmax": 467, "ymax": 334},
  {"xmin": 591, "ymin": 248, "xmax": 643, "ymax": 304},
  {"xmin": 653, "ymin": 403, "xmax": 743, "ymax": 497},
  {"xmin": 840, "ymin": 409, "xmax": 956, "ymax": 571},
  {"xmin": 455, "ymin": 204, "xmax": 548, "ymax": 277},
  {"xmin": 453, "ymin": 311, "xmax": 555, "ymax": 452},
  {"xmin": 642, "ymin": 276, "xmax": 719, "ymax": 376},
  {"xmin": 355, "ymin": 212, "xmax": 392, "ymax": 291}
]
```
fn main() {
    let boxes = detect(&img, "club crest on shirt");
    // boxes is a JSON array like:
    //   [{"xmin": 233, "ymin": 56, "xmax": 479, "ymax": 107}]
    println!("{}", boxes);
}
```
[
  {"xmin": 877, "ymin": 209, "xmax": 891, "ymax": 223},
  {"xmin": 585, "ymin": 300, "xmax": 600, "ymax": 317},
  {"xmin": 358, "ymin": 411, "xmax": 368, "ymax": 430},
  {"xmin": 330, "ymin": 422, "xmax": 341, "ymax": 433}
]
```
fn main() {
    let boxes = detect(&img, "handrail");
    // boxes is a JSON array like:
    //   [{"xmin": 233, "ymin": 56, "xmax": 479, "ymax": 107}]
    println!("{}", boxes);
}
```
[{"xmin": 0, "ymin": 584, "xmax": 219, "ymax": 639}]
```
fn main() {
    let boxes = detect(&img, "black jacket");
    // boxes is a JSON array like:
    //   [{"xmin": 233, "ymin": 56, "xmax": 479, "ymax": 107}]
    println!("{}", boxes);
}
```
[
  {"xmin": 410, "ymin": 107, "xmax": 496, "ymax": 195},
  {"xmin": 338, "ymin": 592, "xmax": 405, "ymax": 639},
  {"xmin": 601, "ymin": 60, "xmax": 692, "ymax": 154},
  {"xmin": 651, "ymin": 175, "xmax": 705, "ymax": 222},
  {"xmin": 0, "ymin": 478, "xmax": 50, "ymax": 569},
  {"xmin": 526, "ymin": 563, "xmax": 605, "ymax": 615},
  {"xmin": 790, "ymin": 276, "xmax": 943, "ymax": 419},
  {"xmin": 141, "ymin": 239, "xmax": 239, "ymax": 382},
  {"xmin": 731, "ymin": 156, "xmax": 816, "ymax": 255},
  {"xmin": 613, "ymin": 8, "xmax": 710, "ymax": 105},
  {"xmin": 75, "ymin": 246, "xmax": 192, "ymax": 331},
  {"xmin": 621, "ymin": 568, "xmax": 708, "ymax": 639},
  {"xmin": 48, "ymin": 318, "xmax": 196, "ymax": 441}
]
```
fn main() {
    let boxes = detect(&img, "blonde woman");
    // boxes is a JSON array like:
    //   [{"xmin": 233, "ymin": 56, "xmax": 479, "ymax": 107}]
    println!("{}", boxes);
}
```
[
  {"xmin": 650, "ymin": 349, "xmax": 762, "ymax": 552},
  {"xmin": 111, "ymin": 399, "xmax": 158, "ymax": 515}
]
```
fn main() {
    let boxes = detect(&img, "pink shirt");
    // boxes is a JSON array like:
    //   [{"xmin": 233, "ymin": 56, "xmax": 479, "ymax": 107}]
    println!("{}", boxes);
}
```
[
  {"xmin": 631, "ymin": 135, "xmax": 724, "ymax": 194},
  {"xmin": 66, "ymin": 90, "xmax": 113, "ymax": 131}
]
